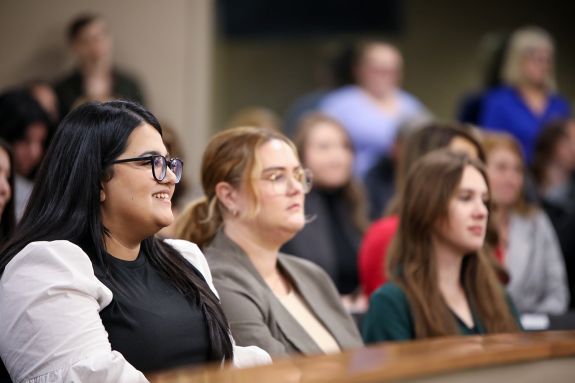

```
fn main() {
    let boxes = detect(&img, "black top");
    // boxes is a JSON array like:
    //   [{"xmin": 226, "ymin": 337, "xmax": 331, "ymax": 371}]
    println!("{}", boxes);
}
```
[
  {"xmin": 282, "ymin": 188, "xmax": 362, "ymax": 295},
  {"xmin": 94, "ymin": 250, "xmax": 211, "ymax": 373},
  {"xmin": 54, "ymin": 68, "xmax": 145, "ymax": 117}
]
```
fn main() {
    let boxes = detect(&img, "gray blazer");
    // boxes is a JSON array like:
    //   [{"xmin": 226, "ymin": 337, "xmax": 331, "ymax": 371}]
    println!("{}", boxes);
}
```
[
  {"xmin": 506, "ymin": 210, "xmax": 569, "ymax": 314},
  {"xmin": 205, "ymin": 230, "xmax": 363, "ymax": 357}
]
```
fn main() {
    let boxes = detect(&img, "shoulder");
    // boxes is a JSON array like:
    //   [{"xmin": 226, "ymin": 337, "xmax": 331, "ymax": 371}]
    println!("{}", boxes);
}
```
[
  {"xmin": 371, "ymin": 281, "xmax": 408, "ymax": 304},
  {"xmin": 1, "ymin": 240, "xmax": 112, "ymax": 307},
  {"xmin": 397, "ymin": 90, "xmax": 425, "ymax": 109},
  {"xmin": 321, "ymin": 85, "xmax": 362, "ymax": 107},
  {"xmin": 163, "ymin": 238, "xmax": 211, "ymax": 278},
  {"xmin": 5, "ymin": 240, "xmax": 94, "ymax": 275},
  {"xmin": 365, "ymin": 216, "xmax": 399, "ymax": 238}
]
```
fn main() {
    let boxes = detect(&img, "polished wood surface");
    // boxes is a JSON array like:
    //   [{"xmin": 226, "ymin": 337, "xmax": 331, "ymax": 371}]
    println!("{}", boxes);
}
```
[{"xmin": 147, "ymin": 331, "xmax": 575, "ymax": 383}]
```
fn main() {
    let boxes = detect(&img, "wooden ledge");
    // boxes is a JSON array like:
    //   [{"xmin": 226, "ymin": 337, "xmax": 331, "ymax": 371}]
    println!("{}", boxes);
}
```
[{"xmin": 148, "ymin": 331, "xmax": 575, "ymax": 383}]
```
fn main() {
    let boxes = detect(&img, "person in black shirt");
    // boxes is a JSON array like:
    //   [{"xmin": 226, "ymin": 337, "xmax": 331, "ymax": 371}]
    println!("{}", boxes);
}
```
[{"xmin": 0, "ymin": 101, "xmax": 268, "ymax": 382}]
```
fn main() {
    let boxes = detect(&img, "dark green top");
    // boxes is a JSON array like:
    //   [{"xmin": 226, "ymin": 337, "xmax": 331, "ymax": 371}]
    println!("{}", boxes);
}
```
[{"xmin": 362, "ymin": 282, "xmax": 521, "ymax": 343}]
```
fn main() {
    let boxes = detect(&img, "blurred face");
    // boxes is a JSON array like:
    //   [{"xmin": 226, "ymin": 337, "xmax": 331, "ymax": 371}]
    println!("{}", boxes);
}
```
[
  {"xmin": 554, "ymin": 122, "xmax": 575, "ymax": 171},
  {"xmin": 449, "ymin": 136, "xmax": 480, "ymax": 159},
  {"xmin": 486, "ymin": 147, "xmax": 524, "ymax": 207},
  {"xmin": 434, "ymin": 165, "xmax": 489, "ymax": 254},
  {"xmin": 520, "ymin": 46, "xmax": 553, "ymax": 86},
  {"xmin": 101, "ymin": 123, "xmax": 177, "ymax": 240},
  {"xmin": 236, "ymin": 140, "xmax": 306, "ymax": 243},
  {"xmin": 356, "ymin": 44, "xmax": 402, "ymax": 98},
  {"xmin": 0, "ymin": 147, "xmax": 12, "ymax": 217},
  {"xmin": 72, "ymin": 19, "xmax": 112, "ymax": 66},
  {"xmin": 31, "ymin": 84, "xmax": 59, "ymax": 122},
  {"xmin": 12, "ymin": 123, "xmax": 48, "ymax": 177},
  {"xmin": 304, "ymin": 122, "xmax": 353, "ymax": 189}
]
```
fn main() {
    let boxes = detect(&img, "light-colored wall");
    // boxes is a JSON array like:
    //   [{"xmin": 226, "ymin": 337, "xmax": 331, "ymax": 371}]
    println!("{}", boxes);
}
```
[{"xmin": 0, "ymin": 0, "xmax": 213, "ymax": 195}]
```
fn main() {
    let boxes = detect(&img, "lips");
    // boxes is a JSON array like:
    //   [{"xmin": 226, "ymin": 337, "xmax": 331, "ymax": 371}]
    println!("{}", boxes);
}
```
[
  {"xmin": 468, "ymin": 226, "xmax": 484, "ymax": 236},
  {"xmin": 152, "ymin": 191, "xmax": 171, "ymax": 201},
  {"xmin": 287, "ymin": 202, "xmax": 301, "ymax": 211}
]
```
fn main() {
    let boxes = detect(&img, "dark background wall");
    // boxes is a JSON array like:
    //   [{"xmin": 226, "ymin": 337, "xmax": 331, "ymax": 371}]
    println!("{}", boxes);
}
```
[{"xmin": 213, "ymin": 0, "xmax": 575, "ymax": 131}]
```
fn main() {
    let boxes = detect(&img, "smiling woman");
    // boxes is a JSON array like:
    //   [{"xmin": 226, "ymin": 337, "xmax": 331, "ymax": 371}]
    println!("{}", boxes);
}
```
[
  {"xmin": 0, "ymin": 101, "xmax": 269, "ymax": 383},
  {"xmin": 175, "ymin": 126, "xmax": 363, "ymax": 357}
]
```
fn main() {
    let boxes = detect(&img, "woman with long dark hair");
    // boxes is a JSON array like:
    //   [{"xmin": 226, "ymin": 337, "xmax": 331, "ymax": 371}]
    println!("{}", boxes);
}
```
[
  {"xmin": 363, "ymin": 150, "xmax": 520, "ymax": 341},
  {"xmin": 0, "ymin": 101, "xmax": 268, "ymax": 383}
]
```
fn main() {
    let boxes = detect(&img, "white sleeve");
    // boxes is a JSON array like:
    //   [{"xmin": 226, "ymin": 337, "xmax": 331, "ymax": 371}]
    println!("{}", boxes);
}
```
[
  {"xmin": 0, "ymin": 241, "xmax": 148, "ymax": 383},
  {"xmin": 164, "ymin": 239, "xmax": 272, "ymax": 368},
  {"xmin": 164, "ymin": 239, "xmax": 220, "ymax": 298}
]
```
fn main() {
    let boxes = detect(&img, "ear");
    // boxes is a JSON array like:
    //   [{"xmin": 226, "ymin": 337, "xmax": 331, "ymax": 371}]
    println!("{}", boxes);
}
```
[
  {"xmin": 214, "ymin": 181, "xmax": 239, "ymax": 215},
  {"xmin": 100, "ymin": 188, "xmax": 106, "ymax": 202}
]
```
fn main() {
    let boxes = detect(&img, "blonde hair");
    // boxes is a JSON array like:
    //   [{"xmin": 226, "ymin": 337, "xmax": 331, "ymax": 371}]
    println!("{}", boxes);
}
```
[
  {"xmin": 502, "ymin": 26, "xmax": 556, "ymax": 90},
  {"xmin": 175, "ymin": 126, "xmax": 296, "ymax": 248}
]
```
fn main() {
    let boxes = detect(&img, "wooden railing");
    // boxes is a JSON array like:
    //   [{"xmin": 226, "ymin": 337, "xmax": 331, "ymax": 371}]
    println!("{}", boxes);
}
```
[{"xmin": 147, "ymin": 331, "xmax": 575, "ymax": 383}]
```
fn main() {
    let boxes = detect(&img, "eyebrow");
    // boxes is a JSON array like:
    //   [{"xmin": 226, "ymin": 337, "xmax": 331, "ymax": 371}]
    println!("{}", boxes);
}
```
[
  {"xmin": 261, "ymin": 165, "xmax": 303, "ymax": 173},
  {"xmin": 137, "ymin": 150, "xmax": 169, "ymax": 157},
  {"xmin": 457, "ymin": 188, "xmax": 489, "ymax": 195}
]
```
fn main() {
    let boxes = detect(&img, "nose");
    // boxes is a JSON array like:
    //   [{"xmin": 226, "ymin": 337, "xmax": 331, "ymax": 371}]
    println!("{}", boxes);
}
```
[
  {"xmin": 473, "ymin": 198, "xmax": 488, "ymax": 220},
  {"xmin": 286, "ymin": 175, "xmax": 304, "ymax": 195},
  {"xmin": 0, "ymin": 176, "xmax": 11, "ymax": 200},
  {"xmin": 161, "ymin": 165, "xmax": 178, "ymax": 185}
]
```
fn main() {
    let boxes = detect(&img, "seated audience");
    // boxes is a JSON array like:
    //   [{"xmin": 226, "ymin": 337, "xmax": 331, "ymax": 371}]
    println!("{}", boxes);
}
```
[
  {"xmin": 55, "ymin": 14, "xmax": 145, "ymax": 117},
  {"xmin": 483, "ymin": 132, "xmax": 569, "ymax": 314},
  {"xmin": 532, "ymin": 119, "xmax": 575, "ymax": 220},
  {"xmin": 176, "ymin": 126, "xmax": 363, "ymax": 357},
  {"xmin": 0, "ymin": 139, "xmax": 15, "ymax": 244},
  {"xmin": 363, "ymin": 150, "xmax": 521, "ymax": 342},
  {"xmin": 320, "ymin": 41, "xmax": 431, "ymax": 179},
  {"xmin": 364, "ymin": 118, "xmax": 425, "ymax": 219},
  {"xmin": 281, "ymin": 113, "xmax": 369, "ymax": 310},
  {"xmin": 0, "ymin": 88, "xmax": 51, "ymax": 219},
  {"xmin": 480, "ymin": 26, "xmax": 570, "ymax": 163},
  {"xmin": 359, "ymin": 123, "xmax": 487, "ymax": 297},
  {"xmin": 532, "ymin": 119, "xmax": 575, "ymax": 307},
  {"xmin": 0, "ymin": 101, "xmax": 269, "ymax": 383}
]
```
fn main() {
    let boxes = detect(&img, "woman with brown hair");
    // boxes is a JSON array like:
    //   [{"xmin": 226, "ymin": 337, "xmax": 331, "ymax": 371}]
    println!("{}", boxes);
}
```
[
  {"xmin": 358, "ymin": 123, "xmax": 487, "ymax": 297},
  {"xmin": 363, "ymin": 150, "xmax": 520, "ymax": 342},
  {"xmin": 483, "ymin": 132, "xmax": 569, "ymax": 314},
  {"xmin": 282, "ymin": 113, "xmax": 369, "ymax": 310},
  {"xmin": 176, "ymin": 126, "xmax": 362, "ymax": 357}
]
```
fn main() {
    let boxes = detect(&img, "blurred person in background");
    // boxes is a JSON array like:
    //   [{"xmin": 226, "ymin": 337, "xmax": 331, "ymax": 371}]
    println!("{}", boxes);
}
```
[
  {"xmin": 0, "ymin": 88, "xmax": 51, "ymax": 220},
  {"xmin": 457, "ymin": 32, "xmax": 510, "ymax": 125},
  {"xmin": 282, "ymin": 113, "xmax": 369, "ymax": 312},
  {"xmin": 363, "ymin": 150, "xmax": 520, "ymax": 342},
  {"xmin": 320, "ymin": 41, "xmax": 431, "ymax": 180},
  {"xmin": 532, "ymin": 119, "xmax": 575, "ymax": 308},
  {"xmin": 226, "ymin": 106, "xmax": 282, "ymax": 132},
  {"xmin": 55, "ymin": 14, "xmax": 145, "ymax": 117},
  {"xmin": 0, "ymin": 139, "xmax": 15, "ymax": 245},
  {"xmin": 483, "ymin": 132, "xmax": 569, "ymax": 314},
  {"xmin": 480, "ymin": 26, "xmax": 570, "ymax": 163},
  {"xmin": 28, "ymin": 80, "xmax": 60, "ymax": 125},
  {"xmin": 176, "ymin": 126, "xmax": 363, "ymax": 356}
]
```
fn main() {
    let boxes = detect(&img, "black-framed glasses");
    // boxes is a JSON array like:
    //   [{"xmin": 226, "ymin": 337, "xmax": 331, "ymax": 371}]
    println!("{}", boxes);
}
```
[{"xmin": 112, "ymin": 155, "xmax": 183, "ymax": 183}]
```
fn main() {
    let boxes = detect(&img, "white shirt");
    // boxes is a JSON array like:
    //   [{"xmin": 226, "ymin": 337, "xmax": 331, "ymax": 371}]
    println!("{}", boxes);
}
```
[{"xmin": 0, "ymin": 239, "xmax": 270, "ymax": 383}]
